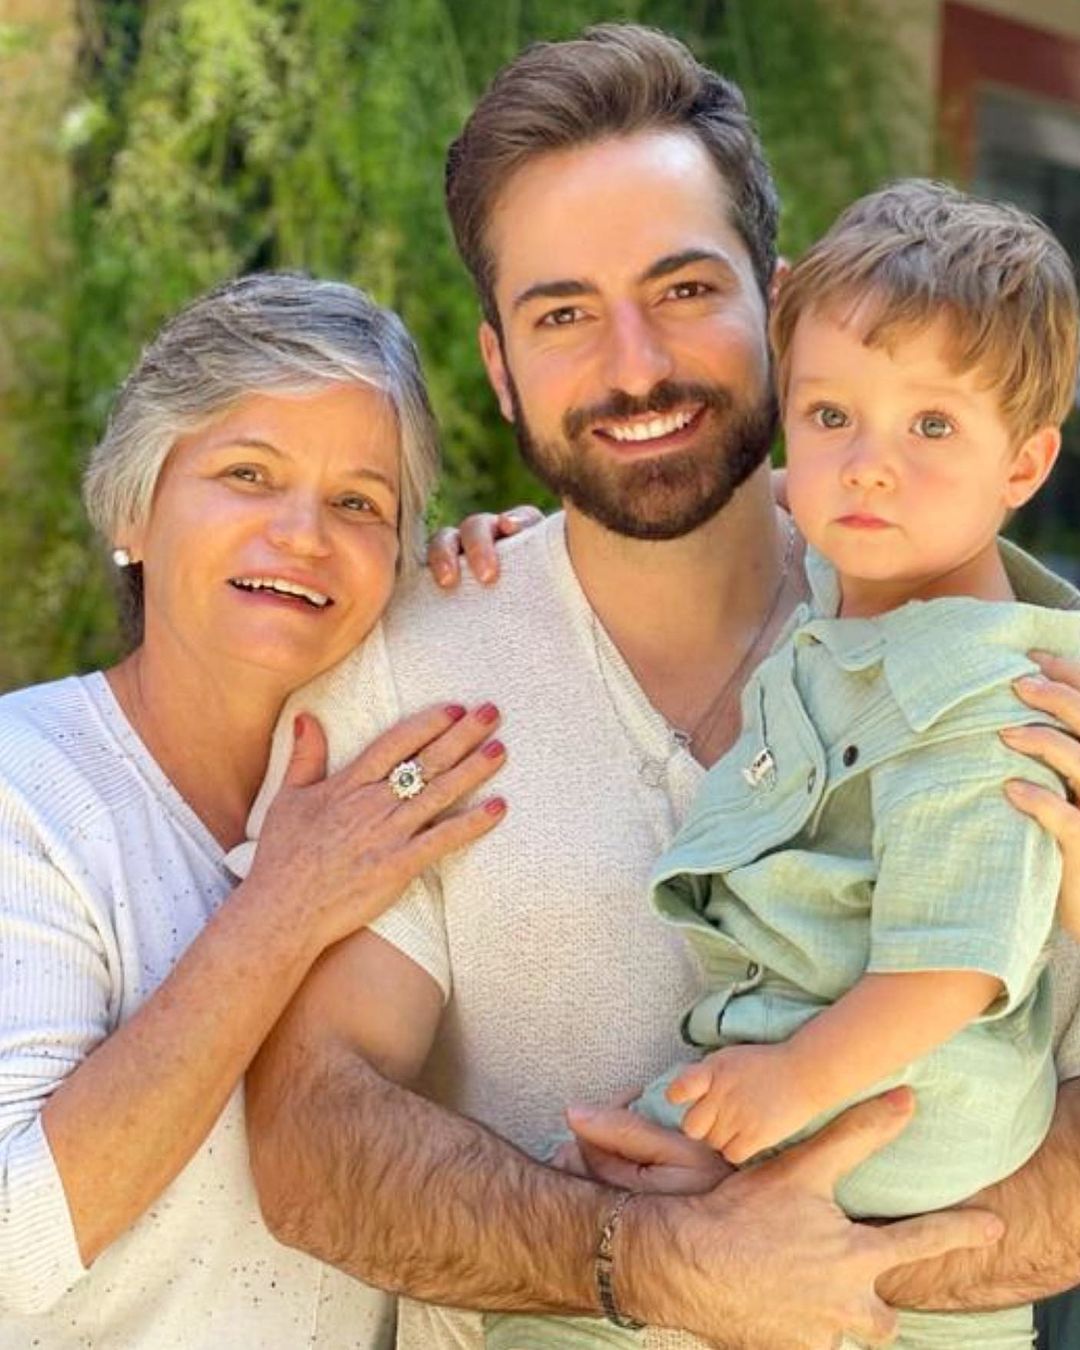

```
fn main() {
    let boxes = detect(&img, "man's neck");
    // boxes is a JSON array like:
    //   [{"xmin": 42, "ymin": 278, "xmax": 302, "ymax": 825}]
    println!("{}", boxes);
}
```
[{"xmin": 563, "ymin": 464, "xmax": 804, "ymax": 764}]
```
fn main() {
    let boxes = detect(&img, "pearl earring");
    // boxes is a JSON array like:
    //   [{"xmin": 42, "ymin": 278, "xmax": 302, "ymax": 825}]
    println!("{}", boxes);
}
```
[{"xmin": 112, "ymin": 547, "xmax": 131, "ymax": 568}]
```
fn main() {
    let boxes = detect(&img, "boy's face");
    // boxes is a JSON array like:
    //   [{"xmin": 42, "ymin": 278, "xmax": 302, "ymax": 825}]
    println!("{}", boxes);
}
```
[{"xmin": 783, "ymin": 305, "xmax": 1054, "ymax": 613}]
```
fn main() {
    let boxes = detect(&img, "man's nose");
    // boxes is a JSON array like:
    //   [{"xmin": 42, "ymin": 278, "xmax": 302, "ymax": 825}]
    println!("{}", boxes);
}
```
[
  {"xmin": 267, "ymin": 494, "xmax": 332, "ymax": 556},
  {"xmin": 600, "ymin": 302, "xmax": 675, "ymax": 397}
]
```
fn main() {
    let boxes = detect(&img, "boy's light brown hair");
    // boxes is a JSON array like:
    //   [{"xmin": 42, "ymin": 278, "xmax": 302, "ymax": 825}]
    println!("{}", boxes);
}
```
[
  {"xmin": 770, "ymin": 178, "xmax": 1080, "ymax": 441},
  {"xmin": 444, "ymin": 23, "xmax": 780, "ymax": 329}
]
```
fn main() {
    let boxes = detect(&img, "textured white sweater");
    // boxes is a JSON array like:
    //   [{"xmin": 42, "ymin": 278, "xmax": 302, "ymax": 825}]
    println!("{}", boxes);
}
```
[
  {"xmin": 250, "ymin": 515, "xmax": 1080, "ymax": 1350},
  {"xmin": 0, "ymin": 673, "xmax": 394, "ymax": 1348}
]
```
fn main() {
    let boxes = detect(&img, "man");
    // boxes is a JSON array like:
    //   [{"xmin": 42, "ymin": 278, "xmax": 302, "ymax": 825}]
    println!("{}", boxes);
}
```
[{"xmin": 241, "ymin": 25, "xmax": 1080, "ymax": 1349}]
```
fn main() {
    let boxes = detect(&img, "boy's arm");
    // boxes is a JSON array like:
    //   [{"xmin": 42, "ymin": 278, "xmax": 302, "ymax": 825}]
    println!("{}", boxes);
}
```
[{"xmin": 673, "ymin": 970, "xmax": 1000, "ymax": 1160}]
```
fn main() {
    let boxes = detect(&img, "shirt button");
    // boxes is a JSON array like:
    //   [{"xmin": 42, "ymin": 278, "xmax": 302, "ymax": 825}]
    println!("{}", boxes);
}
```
[
  {"xmin": 746, "ymin": 962, "xmax": 761, "ymax": 979},
  {"xmin": 842, "ymin": 744, "xmax": 859, "ymax": 767}
]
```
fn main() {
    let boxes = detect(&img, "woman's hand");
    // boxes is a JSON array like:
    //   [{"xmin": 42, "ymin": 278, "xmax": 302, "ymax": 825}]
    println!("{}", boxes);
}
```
[
  {"xmin": 1003, "ymin": 651, "xmax": 1080, "ymax": 939},
  {"xmin": 249, "ymin": 703, "xmax": 507, "ymax": 954},
  {"xmin": 428, "ymin": 506, "xmax": 544, "ymax": 589}
]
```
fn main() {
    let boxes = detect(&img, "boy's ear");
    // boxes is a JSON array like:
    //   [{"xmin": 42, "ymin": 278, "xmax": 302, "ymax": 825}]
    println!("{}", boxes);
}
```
[
  {"xmin": 768, "ymin": 257, "xmax": 791, "ymax": 309},
  {"xmin": 479, "ymin": 321, "xmax": 515, "ymax": 424},
  {"xmin": 1003, "ymin": 426, "xmax": 1062, "ymax": 510}
]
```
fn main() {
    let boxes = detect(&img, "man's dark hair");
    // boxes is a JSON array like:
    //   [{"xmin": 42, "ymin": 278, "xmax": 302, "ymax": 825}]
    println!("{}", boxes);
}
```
[{"xmin": 445, "ymin": 23, "xmax": 780, "ymax": 327}]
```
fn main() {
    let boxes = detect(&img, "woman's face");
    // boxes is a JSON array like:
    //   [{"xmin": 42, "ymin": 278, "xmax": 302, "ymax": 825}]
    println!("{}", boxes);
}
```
[{"xmin": 126, "ymin": 383, "xmax": 402, "ymax": 691}]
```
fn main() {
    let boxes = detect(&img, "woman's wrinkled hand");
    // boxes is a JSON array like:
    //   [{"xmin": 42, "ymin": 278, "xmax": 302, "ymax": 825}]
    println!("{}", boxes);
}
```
[
  {"xmin": 1003, "ymin": 650, "xmax": 1080, "ymax": 939},
  {"xmin": 428, "ymin": 506, "xmax": 544, "ymax": 589},
  {"xmin": 247, "ymin": 703, "xmax": 507, "ymax": 955}
]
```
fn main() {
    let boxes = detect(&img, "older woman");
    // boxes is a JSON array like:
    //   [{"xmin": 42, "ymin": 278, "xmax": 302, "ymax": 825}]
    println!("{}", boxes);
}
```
[{"xmin": 0, "ymin": 273, "xmax": 505, "ymax": 1347}]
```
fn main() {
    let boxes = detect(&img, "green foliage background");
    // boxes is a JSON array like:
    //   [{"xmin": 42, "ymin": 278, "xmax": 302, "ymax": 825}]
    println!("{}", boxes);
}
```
[{"xmin": 0, "ymin": 0, "xmax": 924, "ymax": 688}]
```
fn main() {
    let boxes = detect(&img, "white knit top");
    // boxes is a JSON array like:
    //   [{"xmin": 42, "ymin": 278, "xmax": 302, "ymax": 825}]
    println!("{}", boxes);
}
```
[
  {"xmin": 248, "ymin": 514, "xmax": 1080, "ymax": 1350},
  {"xmin": 0, "ymin": 673, "xmax": 394, "ymax": 1348}
]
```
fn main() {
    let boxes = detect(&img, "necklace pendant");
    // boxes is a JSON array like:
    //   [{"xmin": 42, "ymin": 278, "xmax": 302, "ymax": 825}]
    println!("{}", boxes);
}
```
[{"xmin": 742, "ymin": 746, "xmax": 777, "ymax": 791}]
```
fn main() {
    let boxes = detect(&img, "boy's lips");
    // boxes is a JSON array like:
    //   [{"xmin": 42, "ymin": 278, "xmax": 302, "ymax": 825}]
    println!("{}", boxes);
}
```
[{"xmin": 835, "ymin": 513, "xmax": 893, "ymax": 530}]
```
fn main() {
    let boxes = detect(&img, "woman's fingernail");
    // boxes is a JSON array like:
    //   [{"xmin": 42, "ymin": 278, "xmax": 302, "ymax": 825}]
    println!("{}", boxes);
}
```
[
  {"xmin": 1000, "ymin": 727, "xmax": 1021, "ymax": 741},
  {"xmin": 293, "ymin": 715, "xmax": 304, "ymax": 741},
  {"xmin": 1005, "ymin": 779, "xmax": 1034, "ymax": 800},
  {"xmin": 1014, "ymin": 676, "xmax": 1045, "ymax": 692},
  {"xmin": 482, "ymin": 739, "xmax": 505, "ymax": 759},
  {"xmin": 445, "ymin": 704, "xmax": 467, "ymax": 722},
  {"xmin": 484, "ymin": 796, "xmax": 507, "ymax": 816},
  {"xmin": 476, "ymin": 702, "xmax": 499, "ymax": 724}
]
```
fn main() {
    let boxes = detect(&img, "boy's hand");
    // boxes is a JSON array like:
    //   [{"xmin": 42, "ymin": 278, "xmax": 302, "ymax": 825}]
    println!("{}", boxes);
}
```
[{"xmin": 667, "ymin": 1044, "xmax": 820, "ymax": 1164}]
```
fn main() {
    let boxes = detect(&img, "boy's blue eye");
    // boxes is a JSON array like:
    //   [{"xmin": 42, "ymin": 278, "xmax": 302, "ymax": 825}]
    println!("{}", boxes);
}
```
[
  {"xmin": 812, "ymin": 405, "xmax": 849, "ymax": 430},
  {"xmin": 914, "ymin": 413, "xmax": 954, "ymax": 439}
]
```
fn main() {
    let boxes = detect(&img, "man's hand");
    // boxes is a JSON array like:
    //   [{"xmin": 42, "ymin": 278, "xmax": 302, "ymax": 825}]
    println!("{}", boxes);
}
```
[
  {"xmin": 565, "ymin": 1103, "xmax": 732, "ymax": 1194},
  {"xmin": 627, "ymin": 1089, "xmax": 1003, "ymax": 1350},
  {"xmin": 428, "ymin": 506, "xmax": 544, "ymax": 588},
  {"xmin": 667, "ymin": 1043, "xmax": 818, "ymax": 1164},
  {"xmin": 1004, "ymin": 651, "xmax": 1080, "ymax": 938}
]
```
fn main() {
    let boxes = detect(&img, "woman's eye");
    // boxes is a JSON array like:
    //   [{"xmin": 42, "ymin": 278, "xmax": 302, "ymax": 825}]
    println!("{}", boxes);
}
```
[
  {"xmin": 812, "ymin": 405, "xmax": 849, "ymax": 430},
  {"xmin": 914, "ymin": 412, "xmax": 954, "ymax": 439},
  {"xmin": 337, "ymin": 494, "xmax": 377, "ymax": 515},
  {"xmin": 226, "ymin": 464, "xmax": 266, "ymax": 485}
]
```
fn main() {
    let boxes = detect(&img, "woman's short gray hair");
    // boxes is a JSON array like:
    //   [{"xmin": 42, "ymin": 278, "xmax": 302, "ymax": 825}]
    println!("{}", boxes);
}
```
[{"xmin": 84, "ymin": 272, "xmax": 439, "ymax": 634}]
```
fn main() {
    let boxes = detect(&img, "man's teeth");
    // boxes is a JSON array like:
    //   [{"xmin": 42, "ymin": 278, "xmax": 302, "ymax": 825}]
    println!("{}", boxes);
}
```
[
  {"xmin": 231, "ymin": 577, "xmax": 331, "ymax": 607},
  {"xmin": 604, "ymin": 408, "xmax": 697, "ymax": 443}
]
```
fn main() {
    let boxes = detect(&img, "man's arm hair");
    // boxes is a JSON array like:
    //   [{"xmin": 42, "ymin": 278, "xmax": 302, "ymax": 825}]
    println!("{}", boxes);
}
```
[
  {"xmin": 246, "ymin": 931, "xmax": 608, "ymax": 1312},
  {"xmin": 880, "ymin": 1078, "xmax": 1080, "ymax": 1310}
]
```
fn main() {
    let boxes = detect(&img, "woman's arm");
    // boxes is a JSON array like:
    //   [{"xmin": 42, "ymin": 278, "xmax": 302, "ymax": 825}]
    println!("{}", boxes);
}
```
[{"xmin": 2, "ymin": 705, "xmax": 503, "ymax": 1306}]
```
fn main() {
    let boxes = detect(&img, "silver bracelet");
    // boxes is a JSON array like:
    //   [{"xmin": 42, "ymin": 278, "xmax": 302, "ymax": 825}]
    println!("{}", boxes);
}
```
[{"xmin": 595, "ymin": 1191, "xmax": 645, "ymax": 1331}]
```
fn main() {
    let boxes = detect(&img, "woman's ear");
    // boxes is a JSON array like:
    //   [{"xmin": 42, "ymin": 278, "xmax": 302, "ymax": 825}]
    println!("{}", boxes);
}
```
[{"xmin": 1003, "ymin": 426, "xmax": 1061, "ymax": 510}]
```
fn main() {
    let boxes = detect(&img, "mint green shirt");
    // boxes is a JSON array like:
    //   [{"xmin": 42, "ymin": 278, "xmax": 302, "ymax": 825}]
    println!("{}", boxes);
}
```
[{"xmin": 649, "ymin": 549, "xmax": 1080, "ymax": 1218}]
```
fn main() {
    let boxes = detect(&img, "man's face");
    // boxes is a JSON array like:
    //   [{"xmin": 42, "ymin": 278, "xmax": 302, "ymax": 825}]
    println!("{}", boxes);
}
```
[{"xmin": 480, "ymin": 130, "xmax": 776, "ymax": 539}]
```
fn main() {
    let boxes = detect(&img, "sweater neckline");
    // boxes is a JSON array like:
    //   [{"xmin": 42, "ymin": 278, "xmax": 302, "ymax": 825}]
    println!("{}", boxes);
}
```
[{"xmin": 78, "ymin": 671, "xmax": 227, "ymax": 868}]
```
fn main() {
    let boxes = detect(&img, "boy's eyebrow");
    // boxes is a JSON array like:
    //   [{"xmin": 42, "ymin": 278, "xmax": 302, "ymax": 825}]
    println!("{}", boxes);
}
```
[
  {"xmin": 788, "ymin": 375, "xmax": 981, "ymax": 409},
  {"xmin": 511, "ymin": 247, "xmax": 738, "ymax": 311}
]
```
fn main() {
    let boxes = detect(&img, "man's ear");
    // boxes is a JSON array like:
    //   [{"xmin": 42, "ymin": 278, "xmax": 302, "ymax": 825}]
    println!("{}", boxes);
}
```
[
  {"xmin": 768, "ymin": 257, "xmax": 791, "ymax": 309},
  {"xmin": 479, "ymin": 321, "xmax": 515, "ymax": 423},
  {"xmin": 1003, "ymin": 426, "xmax": 1062, "ymax": 510}
]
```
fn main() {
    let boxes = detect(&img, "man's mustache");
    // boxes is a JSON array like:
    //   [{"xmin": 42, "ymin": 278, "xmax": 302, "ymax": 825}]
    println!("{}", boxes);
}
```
[{"xmin": 563, "ymin": 380, "xmax": 734, "ymax": 441}]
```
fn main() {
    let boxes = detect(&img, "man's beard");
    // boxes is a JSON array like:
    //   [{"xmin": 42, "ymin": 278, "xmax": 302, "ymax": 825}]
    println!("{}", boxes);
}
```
[{"xmin": 506, "ymin": 376, "xmax": 778, "ymax": 541}]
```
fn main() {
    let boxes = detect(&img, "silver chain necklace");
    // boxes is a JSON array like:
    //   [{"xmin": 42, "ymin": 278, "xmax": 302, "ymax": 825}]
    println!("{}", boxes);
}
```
[{"xmin": 590, "ymin": 515, "xmax": 798, "ymax": 783}]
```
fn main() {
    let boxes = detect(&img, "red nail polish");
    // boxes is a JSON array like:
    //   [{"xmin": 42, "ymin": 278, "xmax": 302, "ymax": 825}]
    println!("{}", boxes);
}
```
[
  {"xmin": 483, "ymin": 739, "xmax": 505, "ymax": 759},
  {"xmin": 476, "ymin": 702, "xmax": 499, "ymax": 724},
  {"xmin": 484, "ymin": 797, "xmax": 507, "ymax": 816},
  {"xmin": 293, "ymin": 715, "xmax": 304, "ymax": 740},
  {"xmin": 445, "ymin": 704, "xmax": 467, "ymax": 722}
]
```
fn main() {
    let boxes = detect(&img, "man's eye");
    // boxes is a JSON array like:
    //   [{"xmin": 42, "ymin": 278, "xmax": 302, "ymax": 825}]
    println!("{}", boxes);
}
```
[
  {"xmin": 539, "ymin": 306, "xmax": 585, "ymax": 327},
  {"xmin": 668, "ymin": 281, "xmax": 709, "ymax": 300},
  {"xmin": 913, "ymin": 412, "xmax": 954, "ymax": 439},
  {"xmin": 811, "ymin": 405, "xmax": 849, "ymax": 430}
]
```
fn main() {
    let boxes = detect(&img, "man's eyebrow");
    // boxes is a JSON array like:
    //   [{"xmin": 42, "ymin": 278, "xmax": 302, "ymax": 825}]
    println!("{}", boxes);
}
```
[
  {"xmin": 640, "ymin": 248, "xmax": 738, "ymax": 283},
  {"xmin": 512, "ymin": 277, "xmax": 598, "ymax": 311}
]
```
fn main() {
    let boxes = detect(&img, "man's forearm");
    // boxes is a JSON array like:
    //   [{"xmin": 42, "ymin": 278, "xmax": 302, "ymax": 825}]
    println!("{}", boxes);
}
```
[
  {"xmin": 880, "ymin": 1079, "xmax": 1080, "ymax": 1311},
  {"xmin": 247, "ymin": 1024, "xmax": 610, "ymax": 1313}
]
